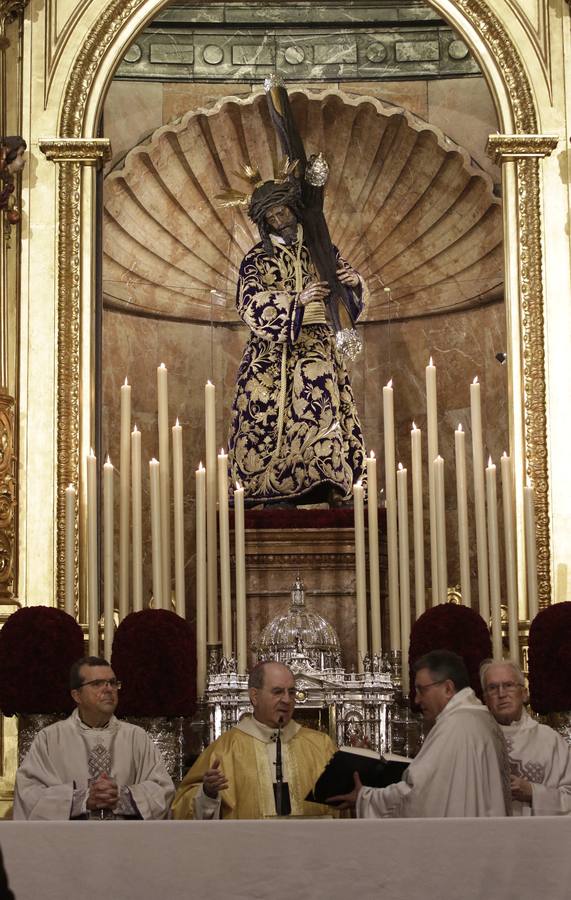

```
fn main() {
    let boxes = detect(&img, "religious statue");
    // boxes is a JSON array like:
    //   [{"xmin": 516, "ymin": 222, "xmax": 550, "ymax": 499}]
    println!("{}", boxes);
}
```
[
  {"xmin": 1, "ymin": 136, "xmax": 26, "ymax": 224},
  {"xmin": 218, "ymin": 80, "xmax": 367, "ymax": 507}
]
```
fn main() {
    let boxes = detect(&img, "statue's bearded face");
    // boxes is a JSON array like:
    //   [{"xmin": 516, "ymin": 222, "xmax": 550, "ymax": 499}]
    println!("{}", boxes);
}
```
[{"xmin": 264, "ymin": 203, "xmax": 298, "ymax": 245}]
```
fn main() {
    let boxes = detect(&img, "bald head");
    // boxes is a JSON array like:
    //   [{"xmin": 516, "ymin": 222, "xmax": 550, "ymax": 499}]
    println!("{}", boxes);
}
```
[{"xmin": 248, "ymin": 662, "xmax": 296, "ymax": 728}]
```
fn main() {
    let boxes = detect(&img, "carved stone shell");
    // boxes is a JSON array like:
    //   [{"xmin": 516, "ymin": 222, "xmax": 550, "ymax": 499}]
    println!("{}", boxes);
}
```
[{"xmin": 103, "ymin": 89, "xmax": 502, "ymax": 323}]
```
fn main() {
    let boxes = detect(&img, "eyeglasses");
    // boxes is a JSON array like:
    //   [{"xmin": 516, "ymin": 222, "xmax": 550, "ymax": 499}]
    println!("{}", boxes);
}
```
[
  {"xmin": 79, "ymin": 678, "xmax": 122, "ymax": 691},
  {"xmin": 414, "ymin": 680, "xmax": 445, "ymax": 696},
  {"xmin": 484, "ymin": 681, "xmax": 523, "ymax": 696}
]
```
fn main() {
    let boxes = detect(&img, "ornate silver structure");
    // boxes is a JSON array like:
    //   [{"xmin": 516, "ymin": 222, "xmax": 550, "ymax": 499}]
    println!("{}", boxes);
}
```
[{"xmin": 204, "ymin": 577, "xmax": 421, "ymax": 756}]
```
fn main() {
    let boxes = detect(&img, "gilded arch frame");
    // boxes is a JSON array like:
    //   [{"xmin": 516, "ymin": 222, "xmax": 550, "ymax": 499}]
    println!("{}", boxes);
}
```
[{"xmin": 50, "ymin": 0, "xmax": 553, "ymax": 612}]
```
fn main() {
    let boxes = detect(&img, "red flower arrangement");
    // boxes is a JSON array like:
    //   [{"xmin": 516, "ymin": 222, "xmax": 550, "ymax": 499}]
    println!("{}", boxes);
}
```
[
  {"xmin": 0, "ymin": 606, "xmax": 85, "ymax": 715},
  {"xmin": 529, "ymin": 602, "xmax": 571, "ymax": 714},
  {"xmin": 408, "ymin": 604, "xmax": 492, "ymax": 705},
  {"xmin": 111, "ymin": 609, "xmax": 196, "ymax": 717}
]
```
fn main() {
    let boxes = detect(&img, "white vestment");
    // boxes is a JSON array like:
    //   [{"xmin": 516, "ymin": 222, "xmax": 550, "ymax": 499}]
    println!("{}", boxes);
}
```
[
  {"xmin": 357, "ymin": 688, "xmax": 511, "ymax": 818},
  {"xmin": 13, "ymin": 709, "xmax": 175, "ymax": 820},
  {"xmin": 501, "ymin": 709, "xmax": 571, "ymax": 816}
]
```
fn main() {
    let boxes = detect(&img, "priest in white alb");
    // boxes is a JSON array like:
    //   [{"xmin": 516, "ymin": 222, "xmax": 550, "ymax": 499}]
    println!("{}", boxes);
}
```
[
  {"xmin": 14, "ymin": 656, "xmax": 174, "ymax": 820},
  {"xmin": 481, "ymin": 658, "xmax": 571, "ymax": 815},
  {"xmin": 329, "ymin": 649, "xmax": 511, "ymax": 817}
]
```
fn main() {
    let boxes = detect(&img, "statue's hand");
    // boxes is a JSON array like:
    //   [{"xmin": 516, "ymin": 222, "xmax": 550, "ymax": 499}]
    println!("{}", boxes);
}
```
[
  {"xmin": 336, "ymin": 267, "xmax": 359, "ymax": 288},
  {"xmin": 299, "ymin": 281, "xmax": 330, "ymax": 306}
]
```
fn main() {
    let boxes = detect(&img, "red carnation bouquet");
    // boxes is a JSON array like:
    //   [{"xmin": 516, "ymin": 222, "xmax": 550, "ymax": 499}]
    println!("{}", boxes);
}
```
[
  {"xmin": 529, "ymin": 602, "xmax": 571, "ymax": 714},
  {"xmin": 408, "ymin": 604, "xmax": 492, "ymax": 706},
  {"xmin": 0, "ymin": 606, "xmax": 85, "ymax": 715},
  {"xmin": 111, "ymin": 609, "xmax": 196, "ymax": 717}
]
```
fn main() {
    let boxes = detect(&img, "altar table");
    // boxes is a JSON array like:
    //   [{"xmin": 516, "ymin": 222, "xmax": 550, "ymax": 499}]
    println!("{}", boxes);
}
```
[{"xmin": 1, "ymin": 817, "xmax": 570, "ymax": 900}]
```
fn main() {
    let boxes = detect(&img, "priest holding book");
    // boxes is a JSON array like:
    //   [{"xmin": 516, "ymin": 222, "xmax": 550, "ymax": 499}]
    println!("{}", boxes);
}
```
[{"xmin": 328, "ymin": 650, "xmax": 511, "ymax": 818}]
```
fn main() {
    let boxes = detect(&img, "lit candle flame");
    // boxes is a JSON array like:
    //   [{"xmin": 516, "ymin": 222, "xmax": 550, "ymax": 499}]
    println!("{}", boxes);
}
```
[
  {"xmin": 175, "ymin": 417, "xmax": 180, "ymax": 427},
  {"xmin": 106, "ymin": 455, "xmax": 111, "ymax": 465},
  {"xmin": 124, "ymin": 376, "xmax": 129, "ymax": 386},
  {"xmin": 398, "ymin": 462, "xmax": 403, "ymax": 471},
  {"xmin": 369, "ymin": 450, "xmax": 375, "ymax": 460},
  {"xmin": 458, "ymin": 423, "xmax": 463, "ymax": 432},
  {"xmin": 429, "ymin": 356, "xmax": 434, "ymax": 367},
  {"xmin": 473, "ymin": 376, "xmax": 479, "ymax": 385},
  {"xmin": 235, "ymin": 481, "xmax": 242, "ymax": 491},
  {"xmin": 133, "ymin": 424, "xmax": 138, "ymax": 433},
  {"xmin": 198, "ymin": 462, "xmax": 204, "ymax": 470},
  {"xmin": 159, "ymin": 362, "xmax": 166, "ymax": 370},
  {"xmin": 412, "ymin": 421, "xmax": 417, "ymax": 430},
  {"xmin": 488, "ymin": 456, "xmax": 493, "ymax": 467},
  {"xmin": 386, "ymin": 378, "xmax": 393, "ymax": 389}
]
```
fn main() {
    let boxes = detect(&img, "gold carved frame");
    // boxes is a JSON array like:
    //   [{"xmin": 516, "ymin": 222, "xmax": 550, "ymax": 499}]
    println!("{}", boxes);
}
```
[{"xmin": 46, "ymin": 0, "xmax": 554, "ymax": 612}]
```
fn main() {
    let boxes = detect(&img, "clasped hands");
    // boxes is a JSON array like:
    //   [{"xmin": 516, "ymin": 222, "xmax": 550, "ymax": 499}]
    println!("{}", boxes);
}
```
[
  {"xmin": 298, "ymin": 267, "xmax": 359, "ymax": 307},
  {"xmin": 203, "ymin": 757, "xmax": 229, "ymax": 800},
  {"xmin": 511, "ymin": 775, "xmax": 532, "ymax": 803},
  {"xmin": 87, "ymin": 772, "xmax": 119, "ymax": 811}
]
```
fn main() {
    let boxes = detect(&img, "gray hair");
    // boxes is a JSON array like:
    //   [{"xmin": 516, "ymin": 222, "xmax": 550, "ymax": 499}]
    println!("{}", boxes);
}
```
[{"xmin": 479, "ymin": 658, "xmax": 525, "ymax": 692}]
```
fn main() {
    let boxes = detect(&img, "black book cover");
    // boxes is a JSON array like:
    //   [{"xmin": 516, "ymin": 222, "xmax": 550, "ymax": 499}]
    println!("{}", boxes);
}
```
[{"xmin": 306, "ymin": 748, "xmax": 410, "ymax": 805}]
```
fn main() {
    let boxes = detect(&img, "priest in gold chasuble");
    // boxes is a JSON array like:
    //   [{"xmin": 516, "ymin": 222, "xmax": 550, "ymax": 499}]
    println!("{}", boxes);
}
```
[{"xmin": 172, "ymin": 662, "xmax": 336, "ymax": 819}]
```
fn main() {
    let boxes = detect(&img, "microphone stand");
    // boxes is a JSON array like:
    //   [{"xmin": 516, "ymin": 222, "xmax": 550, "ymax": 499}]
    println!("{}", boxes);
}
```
[{"xmin": 275, "ymin": 724, "xmax": 284, "ymax": 817}]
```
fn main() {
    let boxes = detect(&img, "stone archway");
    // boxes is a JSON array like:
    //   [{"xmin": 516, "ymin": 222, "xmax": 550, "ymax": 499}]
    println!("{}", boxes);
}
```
[{"xmin": 48, "ymin": 0, "xmax": 553, "ymax": 610}]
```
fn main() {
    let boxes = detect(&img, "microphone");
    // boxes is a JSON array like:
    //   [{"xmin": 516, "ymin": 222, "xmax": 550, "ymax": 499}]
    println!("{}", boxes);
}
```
[{"xmin": 275, "ymin": 716, "xmax": 284, "ymax": 816}]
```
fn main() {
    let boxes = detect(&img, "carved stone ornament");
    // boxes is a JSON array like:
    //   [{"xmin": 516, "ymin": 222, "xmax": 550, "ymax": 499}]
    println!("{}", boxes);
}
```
[
  {"xmin": 0, "ymin": 0, "xmax": 29, "ymax": 30},
  {"xmin": 0, "ymin": 392, "xmax": 15, "ymax": 602},
  {"xmin": 486, "ymin": 134, "xmax": 559, "ymax": 164},
  {"xmin": 52, "ymin": 0, "xmax": 551, "ymax": 606}
]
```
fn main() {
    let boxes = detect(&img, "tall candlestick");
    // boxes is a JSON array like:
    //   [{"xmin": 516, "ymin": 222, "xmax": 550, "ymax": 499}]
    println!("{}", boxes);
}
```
[
  {"xmin": 157, "ymin": 363, "xmax": 171, "ymax": 609},
  {"xmin": 411, "ymin": 423, "xmax": 425, "ymax": 618},
  {"xmin": 366, "ymin": 452, "xmax": 382, "ymax": 654},
  {"xmin": 486, "ymin": 458, "xmax": 503, "ymax": 659},
  {"xmin": 353, "ymin": 481, "xmax": 368, "ymax": 672},
  {"xmin": 524, "ymin": 484, "xmax": 539, "ymax": 622},
  {"xmin": 205, "ymin": 381, "xmax": 218, "ymax": 642},
  {"xmin": 218, "ymin": 449, "xmax": 232, "ymax": 659},
  {"xmin": 119, "ymin": 378, "xmax": 131, "ymax": 622},
  {"xmin": 65, "ymin": 484, "xmax": 76, "ymax": 617},
  {"xmin": 433, "ymin": 456, "xmax": 448, "ymax": 604},
  {"xmin": 470, "ymin": 377, "xmax": 490, "ymax": 621},
  {"xmin": 397, "ymin": 464, "xmax": 411, "ymax": 693},
  {"xmin": 501, "ymin": 453, "xmax": 519, "ymax": 660},
  {"xmin": 383, "ymin": 380, "xmax": 400, "ymax": 649},
  {"xmin": 131, "ymin": 426, "xmax": 143, "ymax": 612},
  {"xmin": 149, "ymin": 458, "xmax": 163, "ymax": 610},
  {"xmin": 196, "ymin": 464, "xmax": 207, "ymax": 697},
  {"xmin": 426, "ymin": 358, "xmax": 439, "ymax": 605},
  {"xmin": 172, "ymin": 419, "xmax": 186, "ymax": 618},
  {"xmin": 86, "ymin": 449, "xmax": 98, "ymax": 654},
  {"xmin": 454, "ymin": 424, "xmax": 471, "ymax": 607},
  {"xmin": 103, "ymin": 456, "xmax": 114, "ymax": 661},
  {"xmin": 234, "ymin": 482, "xmax": 247, "ymax": 673}
]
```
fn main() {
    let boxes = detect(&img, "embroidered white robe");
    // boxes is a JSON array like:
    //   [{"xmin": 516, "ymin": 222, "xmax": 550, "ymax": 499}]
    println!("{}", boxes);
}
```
[{"xmin": 501, "ymin": 709, "xmax": 571, "ymax": 815}]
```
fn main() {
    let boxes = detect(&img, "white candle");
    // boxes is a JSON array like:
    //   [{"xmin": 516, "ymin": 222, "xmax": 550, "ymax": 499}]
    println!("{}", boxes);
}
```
[
  {"xmin": 119, "ymin": 378, "xmax": 131, "ymax": 622},
  {"xmin": 470, "ymin": 377, "xmax": 490, "ymax": 621},
  {"xmin": 149, "ymin": 458, "xmax": 163, "ymax": 610},
  {"xmin": 486, "ymin": 458, "xmax": 503, "ymax": 658},
  {"xmin": 524, "ymin": 483, "xmax": 539, "ymax": 622},
  {"xmin": 383, "ymin": 380, "xmax": 400, "ymax": 649},
  {"xmin": 397, "ymin": 463, "xmax": 411, "ymax": 693},
  {"xmin": 434, "ymin": 456, "xmax": 448, "ymax": 604},
  {"xmin": 353, "ymin": 480, "xmax": 368, "ymax": 672},
  {"xmin": 366, "ymin": 452, "xmax": 382, "ymax": 655},
  {"xmin": 196, "ymin": 463, "xmax": 207, "ymax": 697},
  {"xmin": 205, "ymin": 381, "xmax": 218, "ymax": 642},
  {"xmin": 426, "ymin": 358, "xmax": 439, "ymax": 605},
  {"xmin": 411, "ymin": 423, "xmax": 425, "ymax": 618},
  {"xmin": 218, "ymin": 449, "xmax": 232, "ymax": 659},
  {"xmin": 454, "ymin": 424, "xmax": 471, "ymax": 607},
  {"xmin": 131, "ymin": 426, "xmax": 143, "ymax": 612},
  {"xmin": 87, "ymin": 450, "xmax": 98, "ymax": 655},
  {"xmin": 103, "ymin": 456, "xmax": 114, "ymax": 661},
  {"xmin": 234, "ymin": 482, "xmax": 247, "ymax": 673},
  {"xmin": 157, "ymin": 364, "xmax": 171, "ymax": 608},
  {"xmin": 501, "ymin": 453, "xmax": 519, "ymax": 660},
  {"xmin": 65, "ymin": 484, "xmax": 76, "ymax": 617},
  {"xmin": 172, "ymin": 419, "xmax": 185, "ymax": 619}
]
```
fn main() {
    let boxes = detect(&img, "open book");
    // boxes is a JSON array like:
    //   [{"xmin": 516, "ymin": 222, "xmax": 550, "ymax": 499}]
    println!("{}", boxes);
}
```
[{"xmin": 306, "ymin": 746, "xmax": 412, "ymax": 805}]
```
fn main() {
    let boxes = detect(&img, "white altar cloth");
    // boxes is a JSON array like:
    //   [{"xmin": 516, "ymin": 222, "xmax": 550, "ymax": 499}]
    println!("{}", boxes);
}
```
[{"xmin": 1, "ymin": 817, "xmax": 570, "ymax": 900}]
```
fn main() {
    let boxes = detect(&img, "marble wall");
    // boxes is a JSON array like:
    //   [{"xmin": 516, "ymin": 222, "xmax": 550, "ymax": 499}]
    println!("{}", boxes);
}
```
[{"xmin": 101, "ymin": 71, "xmax": 506, "ymax": 646}]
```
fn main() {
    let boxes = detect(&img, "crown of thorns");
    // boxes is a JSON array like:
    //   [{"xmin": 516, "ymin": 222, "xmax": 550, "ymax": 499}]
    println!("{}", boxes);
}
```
[{"xmin": 215, "ymin": 156, "xmax": 299, "ymax": 209}]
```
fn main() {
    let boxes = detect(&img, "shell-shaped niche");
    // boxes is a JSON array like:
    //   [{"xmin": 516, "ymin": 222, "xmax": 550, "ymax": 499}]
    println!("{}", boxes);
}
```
[{"xmin": 103, "ymin": 89, "xmax": 502, "ymax": 323}]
